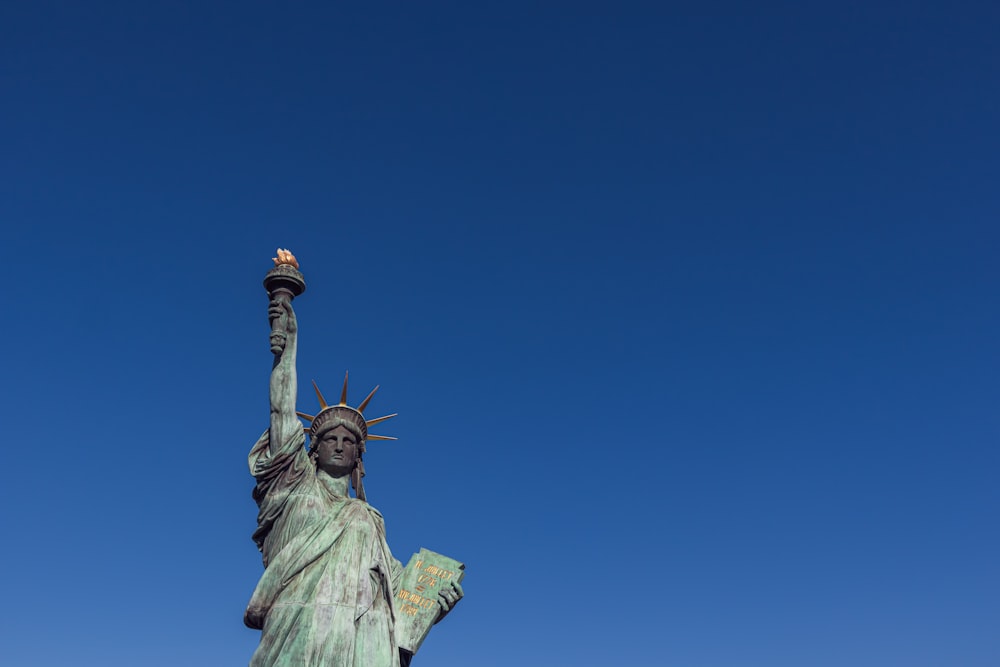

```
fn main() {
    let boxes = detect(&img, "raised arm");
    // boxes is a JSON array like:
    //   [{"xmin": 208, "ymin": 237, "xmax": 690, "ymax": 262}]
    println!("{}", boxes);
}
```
[{"xmin": 267, "ymin": 297, "xmax": 301, "ymax": 455}]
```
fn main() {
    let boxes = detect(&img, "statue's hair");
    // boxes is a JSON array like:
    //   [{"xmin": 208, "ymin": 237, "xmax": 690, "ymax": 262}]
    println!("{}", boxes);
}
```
[{"xmin": 308, "ymin": 417, "xmax": 366, "ymax": 454}]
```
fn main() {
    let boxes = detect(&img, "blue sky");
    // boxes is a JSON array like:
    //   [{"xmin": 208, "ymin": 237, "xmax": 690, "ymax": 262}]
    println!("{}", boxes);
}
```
[{"xmin": 2, "ymin": 2, "xmax": 998, "ymax": 665}]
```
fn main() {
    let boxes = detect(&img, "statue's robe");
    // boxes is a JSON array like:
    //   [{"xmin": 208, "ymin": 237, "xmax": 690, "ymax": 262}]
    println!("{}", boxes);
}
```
[{"xmin": 245, "ymin": 429, "xmax": 401, "ymax": 667}]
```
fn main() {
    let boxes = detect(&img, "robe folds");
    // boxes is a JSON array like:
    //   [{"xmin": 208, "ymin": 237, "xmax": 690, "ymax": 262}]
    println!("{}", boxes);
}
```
[{"xmin": 245, "ymin": 429, "xmax": 402, "ymax": 667}]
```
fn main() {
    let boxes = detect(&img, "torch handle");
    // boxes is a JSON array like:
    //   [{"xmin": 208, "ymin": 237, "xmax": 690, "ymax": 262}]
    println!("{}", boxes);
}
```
[
  {"xmin": 268, "ymin": 288, "xmax": 294, "ymax": 355},
  {"xmin": 263, "ymin": 260, "xmax": 306, "ymax": 355}
]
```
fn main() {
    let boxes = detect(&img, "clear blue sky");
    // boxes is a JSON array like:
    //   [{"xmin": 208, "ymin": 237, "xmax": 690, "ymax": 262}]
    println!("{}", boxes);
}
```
[{"xmin": 2, "ymin": 2, "xmax": 998, "ymax": 665}]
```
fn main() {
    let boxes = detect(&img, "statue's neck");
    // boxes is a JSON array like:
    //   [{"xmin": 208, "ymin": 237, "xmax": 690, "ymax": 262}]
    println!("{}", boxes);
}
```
[{"xmin": 317, "ymin": 469, "xmax": 351, "ymax": 498}]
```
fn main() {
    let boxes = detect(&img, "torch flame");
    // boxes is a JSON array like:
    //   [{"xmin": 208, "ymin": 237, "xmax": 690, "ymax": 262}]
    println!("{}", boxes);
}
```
[{"xmin": 272, "ymin": 248, "xmax": 299, "ymax": 269}]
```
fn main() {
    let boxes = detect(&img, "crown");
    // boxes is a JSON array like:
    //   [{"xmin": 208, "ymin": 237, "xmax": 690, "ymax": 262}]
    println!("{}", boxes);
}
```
[{"xmin": 296, "ymin": 371, "xmax": 397, "ymax": 450}]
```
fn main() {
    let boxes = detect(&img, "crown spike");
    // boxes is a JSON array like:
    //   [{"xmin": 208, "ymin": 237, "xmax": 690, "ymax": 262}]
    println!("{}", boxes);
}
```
[
  {"xmin": 365, "ymin": 413, "xmax": 397, "ymax": 427},
  {"xmin": 339, "ymin": 371, "xmax": 349, "ymax": 406},
  {"xmin": 312, "ymin": 380, "xmax": 328, "ymax": 409},
  {"xmin": 296, "ymin": 411, "xmax": 316, "ymax": 422},
  {"xmin": 358, "ymin": 385, "xmax": 380, "ymax": 413},
  {"xmin": 366, "ymin": 434, "xmax": 398, "ymax": 441}
]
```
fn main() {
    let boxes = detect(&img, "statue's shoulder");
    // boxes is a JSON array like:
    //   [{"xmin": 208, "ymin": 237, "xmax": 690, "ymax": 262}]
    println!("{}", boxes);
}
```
[
  {"xmin": 341, "ymin": 497, "xmax": 384, "ymax": 516},
  {"xmin": 358, "ymin": 500, "xmax": 387, "ymax": 524},
  {"xmin": 362, "ymin": 501, "xmax": 384, "ymax": 518}
]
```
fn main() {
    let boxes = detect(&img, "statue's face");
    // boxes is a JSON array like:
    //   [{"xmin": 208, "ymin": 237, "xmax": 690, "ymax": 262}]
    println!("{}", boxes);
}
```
[{"xmin": 314, "ymin": 424, "xmax": 359, "ymax": 476}]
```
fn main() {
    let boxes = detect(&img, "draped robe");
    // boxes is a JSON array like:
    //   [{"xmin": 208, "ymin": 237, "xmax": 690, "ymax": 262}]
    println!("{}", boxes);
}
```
[{"xmin": 245, "ymin": 428, "xmax": 402, "ymax": 667}]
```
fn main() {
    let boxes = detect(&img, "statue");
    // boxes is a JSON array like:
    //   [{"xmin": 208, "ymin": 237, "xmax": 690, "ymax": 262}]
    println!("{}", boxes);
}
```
[{"xmin": 244, "ymin": 249, "xmax": 463, "ymax": 667}]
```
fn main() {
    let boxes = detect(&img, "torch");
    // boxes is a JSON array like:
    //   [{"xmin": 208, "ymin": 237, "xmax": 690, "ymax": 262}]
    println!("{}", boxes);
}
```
[{"xmin": 263, "ymin": 248, "xmax": 306, "ymax": 354}]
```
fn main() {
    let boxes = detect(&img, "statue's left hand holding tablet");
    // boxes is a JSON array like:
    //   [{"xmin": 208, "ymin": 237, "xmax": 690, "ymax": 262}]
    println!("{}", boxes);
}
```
[{"xmin": 435, "ymin": 581, "xmax": 464, "ymax": 623}]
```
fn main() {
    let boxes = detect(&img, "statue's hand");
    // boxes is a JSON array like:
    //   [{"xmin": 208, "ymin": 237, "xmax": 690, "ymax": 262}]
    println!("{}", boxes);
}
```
[
  {"xmin": 434, "ymin": 581, "xmax": 463, "ymax": 624},
  {"xmin": 268, "ymin": 298, "xmax": 298, "ymax": 354}
]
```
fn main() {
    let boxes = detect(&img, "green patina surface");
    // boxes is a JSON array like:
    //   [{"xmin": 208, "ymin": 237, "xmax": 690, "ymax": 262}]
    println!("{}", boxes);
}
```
[
  {"xmin": 395, "ymin": 549, "xmax": 466, "ymax": 654},
  {"xmin": 246, "ymin": 257, "xmax": 463, "ymax": 667}
]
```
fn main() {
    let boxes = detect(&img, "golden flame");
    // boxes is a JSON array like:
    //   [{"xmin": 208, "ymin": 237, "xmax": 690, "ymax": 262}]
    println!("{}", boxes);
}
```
[{"xmin": 272, "ymin": 248, "xmax": 300, "ymax": 269}]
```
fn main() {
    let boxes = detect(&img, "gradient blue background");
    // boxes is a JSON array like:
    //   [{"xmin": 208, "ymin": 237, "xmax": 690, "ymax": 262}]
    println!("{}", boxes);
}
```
[{"xmin": 2, "ymin": 2, "xmax": 998, "ymax": 665}]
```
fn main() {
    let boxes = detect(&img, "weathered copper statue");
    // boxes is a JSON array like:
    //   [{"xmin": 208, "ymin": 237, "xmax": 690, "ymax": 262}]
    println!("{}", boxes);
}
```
[{"xmin": 244, "ymin": 250, "xmax": 462, "ymax": 667}]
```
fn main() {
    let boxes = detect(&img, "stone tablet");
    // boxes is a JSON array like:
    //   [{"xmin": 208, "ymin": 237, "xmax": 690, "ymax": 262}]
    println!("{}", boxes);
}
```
[{"xmin": 395, "ymin": 548, "xmax": 466, "ymax": 655}]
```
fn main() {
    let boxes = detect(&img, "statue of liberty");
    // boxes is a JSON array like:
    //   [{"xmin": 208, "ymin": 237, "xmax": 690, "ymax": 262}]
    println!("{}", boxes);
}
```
[{"xmin": 244, "ymin": 250, "xmax": 463, "ymax": 667}]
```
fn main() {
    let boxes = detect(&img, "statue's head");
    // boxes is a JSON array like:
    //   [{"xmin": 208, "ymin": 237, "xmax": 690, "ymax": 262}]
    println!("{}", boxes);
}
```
[
  {"xmin": 298, "ymin": 374, "xmax": 396, "ymax": 502},
  {"xmin": 312, "ymin": 422, "xmax": 362, "ymax": 477},
  {"xmin": 309, "ymin": 404, "xmax": 368, "ymax": 451}
]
